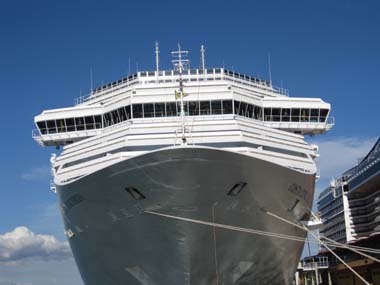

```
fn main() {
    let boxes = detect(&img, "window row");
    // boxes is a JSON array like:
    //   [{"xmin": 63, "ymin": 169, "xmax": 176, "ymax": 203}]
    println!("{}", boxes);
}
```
[
  {"xmin": 37, "ymin": 116, "xmax": 102, "ymax": 135},
  {"xmin": 234, "ymin": 100, "xmax": 329, "ymax": 123},
  {"xmin": 36, "ymin": 100, "xmax": 330, "ymax": 135}
]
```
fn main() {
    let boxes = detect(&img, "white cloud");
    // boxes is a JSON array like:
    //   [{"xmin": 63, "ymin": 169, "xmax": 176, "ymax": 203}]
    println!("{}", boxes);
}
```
[
  {"xmin": 0, "ymin": 227, "xmax": 71, "ymax": 263},
  {"xmin": 21, "ymin": 166, "xmax": 51, "ymax": 182},
  {"xmin": 314, "ymin": 136, "xmax": 377, "ymax": 184}
]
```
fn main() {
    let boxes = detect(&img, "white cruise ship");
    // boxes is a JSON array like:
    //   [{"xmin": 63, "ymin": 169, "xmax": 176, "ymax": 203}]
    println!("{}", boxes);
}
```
[{"xmin": 33, "ymin": 45, "xmax": 333, "ymax": 285}]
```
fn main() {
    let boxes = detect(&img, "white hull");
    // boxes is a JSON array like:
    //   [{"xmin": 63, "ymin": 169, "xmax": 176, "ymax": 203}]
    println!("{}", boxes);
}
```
[{"xmin": 57, "ymin": 146, "xmax": 315, "ymax": 285}]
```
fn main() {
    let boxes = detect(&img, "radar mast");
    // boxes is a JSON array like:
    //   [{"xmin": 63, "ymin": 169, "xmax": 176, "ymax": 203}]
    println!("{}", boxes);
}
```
[{"xmin": 171, "ymin": 44, "xmax": 190, "ymax": 145}]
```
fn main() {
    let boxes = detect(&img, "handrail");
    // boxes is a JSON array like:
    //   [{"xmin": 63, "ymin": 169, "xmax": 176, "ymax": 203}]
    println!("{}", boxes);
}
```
[{"xmin": 74, "ymin": 68, "xmax": 290, "ymax": 105}]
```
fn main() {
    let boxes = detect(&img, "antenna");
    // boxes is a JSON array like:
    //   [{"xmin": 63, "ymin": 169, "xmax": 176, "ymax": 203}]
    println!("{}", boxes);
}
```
[
  {"xmin": 171, "ymin": 43, "xmax": 190, "ymax": 70},
  {"xmin": 155, "ymin": 41, "xmax": 160, "ymax": 74},
  {"xmin": 200, "ymin": 45, "xmax": 205, "ymax": 71},
  {"xmin": 171, "ymin": 43, "xmax": 189, "ymax": 144},
  {"xmin": 268, "ymin": 53, "xmax": 272, "ymax": 86}
]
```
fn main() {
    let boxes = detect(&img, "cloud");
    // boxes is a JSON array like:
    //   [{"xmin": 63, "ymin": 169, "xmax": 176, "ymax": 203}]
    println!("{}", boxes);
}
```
[
  {"xmin": 314, "ymin": 136, "xmax": 377, "ymax": 184},
  {"xmin": 0, "ymin": 227, "xmax": 71, "ymax": 264},
  {"xmin": 21, "ymin": 166, "xmax": 51, "ymax": 182},
  {"xmin": 0, "ymin": 281, "xmax": 32, "ymax": 285}
]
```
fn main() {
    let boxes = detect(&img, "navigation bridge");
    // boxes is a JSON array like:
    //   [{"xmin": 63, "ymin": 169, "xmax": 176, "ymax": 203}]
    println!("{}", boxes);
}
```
[{"xmin": 33, "ymin": 67, "xmax": 334, "ymax": 148}]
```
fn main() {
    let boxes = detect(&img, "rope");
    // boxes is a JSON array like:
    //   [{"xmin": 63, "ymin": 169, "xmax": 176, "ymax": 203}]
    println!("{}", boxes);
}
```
[
  {"xmin": 306, "ymin": 227, "xmax": 370, "ymax": 285},
  {"xmin": 262, "ymin": 208, "xmax": 380, "ymax": 261},
  {"xmin": 145, "ymin": 209, "xmax": 377, "ymax": 285},
  {"xmin": 211, "ymin": 205, "xmax": 219, "ymax": 285}
]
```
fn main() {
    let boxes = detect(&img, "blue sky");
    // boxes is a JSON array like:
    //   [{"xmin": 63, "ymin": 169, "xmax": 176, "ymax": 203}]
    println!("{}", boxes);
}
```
[{"xmin": 0, "ymin": 0, "xmax": 379, "ymax": 284}]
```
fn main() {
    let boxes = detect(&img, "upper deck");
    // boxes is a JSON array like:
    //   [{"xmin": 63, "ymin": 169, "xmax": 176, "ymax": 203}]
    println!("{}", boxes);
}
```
[
  {"xmin": 33, "ymin": 67, "xmax": 333, "ymax": 147},
  {"xmin": 75, "ymin": 68, "xmax": 288, "ymax": 106}
]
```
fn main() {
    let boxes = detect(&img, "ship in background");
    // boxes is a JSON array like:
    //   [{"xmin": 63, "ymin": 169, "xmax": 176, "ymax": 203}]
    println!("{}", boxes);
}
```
[{"xmin": 32, "ymin": 44, "xmax": 334, "ymax": 284}]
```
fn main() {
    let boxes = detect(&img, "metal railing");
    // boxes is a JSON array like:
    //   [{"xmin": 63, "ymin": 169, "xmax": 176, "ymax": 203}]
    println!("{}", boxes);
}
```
[{"xmin": 74, "ymin": 68, "xmax": 290, "ymax": 105}]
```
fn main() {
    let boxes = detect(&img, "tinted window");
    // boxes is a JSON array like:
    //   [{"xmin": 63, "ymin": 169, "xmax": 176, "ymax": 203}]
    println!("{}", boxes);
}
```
[
  {"xmin": 56, "ymin": 120, "xmax": 65, "ymax": 132},
  {"xmin": 211, "ymin": 100, "xmax": 222, "ymax": 115},
  {"xmin": 37, "ymin": 121, "xmax": 47, "ymax": 134},
  {"xmin": 319, "ymin": 109, "xmax": 329, "ymax": 122},
  {"xmin": 166, "ymin": 102, "xmax": 177, "ymax": 117},
  {"xmin": 94, "ymin": 116, "xmax": 102, "ymax": 129},
  {"xmin": 291, "ymin": 108, "xmax": 300, "ymax": 122},
  {"xmin": 143, "ymin": 103, "xmax": 154, "ymax": 118},
  {"xmin": 119, "ymin": 107, "xmax": 127, "ymax": 121},
  {"xmin": 154, "ymin": 103, "xmax": 165, "ymax": 117},
  {"xmin": 239, "ymin": 102, "xmax": 247, "ymax": 116},
  {"xmin": 111, "ymin": 110, "xmax": 120, "ymax": 124},
  {"xmin": 264, "ymin": 108, "xmax": 271, "ymax": 121},
  {"xmin": 104, "ymin": 113, "xmax": 112, "ymax": 127},
  {"xmin": 310, "ymin": 109, "xmax": 319, "ymax": 122},
  {"xmin": 125, "ymin": 106, "xmax": 131, "ymax": 121},
  {"xmin": 200, "ymin": 101, "xmax": 210, "ymax": 115},
  {"xmin": 281, "ymin": 108, "xmax": 290, "ymax": 122},
  {"xmin": 222, "ymin": 100, "xmax": 233, "ymax": 114},
  {"xmin": 246, "ymin": 104, "xmax": 254, "ymax": 118},
  {"xmin": 46, "ymin": 120, "xmax": 56, "ymax": 134},
  {"xmin": 75, "ymin": 117, "xmax": 85, "ymax": 131},
  {"xmin": 272, "ymin": 108, "xmax": 281, "ymax": 121},
  {"xmin": 254, "ymin": 106, "xmax": 262, "ymax": 120},
  {"xmin": 85, "ymin": 116, "xmax": 94, "ymax": 130},
  {"xmin": 133, "ymin": 104, "xmax": 143, "ymax": 118},
  {"xmin": 189, "ymin": 101, "xmax": 199, "ymax": 116},
  {"xmin": 234, "ymin": 100, "xmax": 241, "ymax": 115},
  {"xmin": 301, "ymin": 108, "xmax": 310, "ymax": 122},
  {"xmin": 66, "ymin": 118, "xmax": 75, "ymax": 132}
]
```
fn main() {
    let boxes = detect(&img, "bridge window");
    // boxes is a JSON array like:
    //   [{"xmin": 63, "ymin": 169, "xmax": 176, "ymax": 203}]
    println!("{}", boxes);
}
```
[
  {"xmin": 200, "ymin": 101, "xmax": 210, "ymax": 115},
  {"xmin": 37, "ymin": 121, "xmax": 47, "ymax": 135},
  {"xmin": 118, "ymin": 107, "xmax": 127, "ymax": 122},
  {"xmin": 319, "ymin": 109, "xmax": 329, "ymax": 122},
  {"xmin": 234, "ymin": 100, "xmax": 241, "ymax": 115},
  {"xmin": 166, "ymin": 102, "xmax": 177, "ymax": 117},
  {"xmin": 264, "ymin": 108, "xmax": 271, "ymax": 121},
  {"xmin": 75, "ymin": 117, "xmax": 85, "ymax": 131},
  {"xmin": 291, "ymin": 108, "xmax": 300, "ymax": 122},
  {"xmin": 143, "ymin": 103, "xmax": 154, "ymax": 118},
  {"xmin": 310, "ymin": 109, "xmax": 319, "ymax": 122},
  {"xmin": 154, "ymin": 103, "xmax": 165, "ymax": 117},
  {"xmin": 239, "ymin": 102, "xmax": 247, "ymax": 117},
  {"xmin": 246, "ymin": 104, "xmax": 254, "ymax": 118},
  {"xmin": 189, "ymin": 101, "xmax": 199, "ymax": 116},
  {"xmin": 254, "ymin": 106, "xmax": 262, "ymax": 120},
  {"xmin": 104, "ymin": 113, "xmax": 112, "ymax": 127},
  {"xmin": 132, "ymin": 104, "xmax": 143, "ymax": 118},
  {"xmin": 65, "ymin": 118, "xmax": 75, "ymax": 132},
  {"xmin": 301, "ymin": 108, "xmax": 310, "ymax": 122},
  {"xmin": 281, "ymin": 108, "xmax": 290, "ymax": 122},
  {"xmin": 272, "ymin": 108, "xmax": 281, "ymax": 122},
  {"xmin": 211, "ymin": 100, "xmax": 222, "ymax": 115},
  {"xmin": 46, "ymin": 120, "xmax": 57, "ymax": 134},
  {"xmin": 85, "ymin": 116, "xmax": 95, "ymax": 130},
  {"xmin": 222, "ymin": 100, "xmax": 233, "ymax": 114},
  {"xmin": 94, "ymin": 116, "xmax": 102, "ymax": 129},
  {"xmin": 56, "ymin": 119, "xmax": 65, "ymax": 133},
  {"xmin": 111, "ymin": 110, "xmax": 120, "ymax": 124}
]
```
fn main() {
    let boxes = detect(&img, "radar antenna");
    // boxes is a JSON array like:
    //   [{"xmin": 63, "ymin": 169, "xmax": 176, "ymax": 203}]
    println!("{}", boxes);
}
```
[{"xmin": 171, "ymin": 44, "xmax": 190, "ymax": 145}]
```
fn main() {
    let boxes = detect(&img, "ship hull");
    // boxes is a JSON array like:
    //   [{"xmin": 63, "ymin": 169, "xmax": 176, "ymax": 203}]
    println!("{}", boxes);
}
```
[{"xmin": 57, "ymin": 146, "xmax": 315, "ymax": 285}]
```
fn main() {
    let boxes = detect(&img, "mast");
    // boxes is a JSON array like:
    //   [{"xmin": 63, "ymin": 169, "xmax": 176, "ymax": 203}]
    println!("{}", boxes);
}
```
[
  {"xmin": 171, "ymin": 44, "xmax": 189, "ymax": 145},
  {"xmin": 155, "ymin": 41, "xmax": 160, "ymax": 74},
  {"xmin": 200, "ymin": 45, "xmax": 205, "ymax": 72}
]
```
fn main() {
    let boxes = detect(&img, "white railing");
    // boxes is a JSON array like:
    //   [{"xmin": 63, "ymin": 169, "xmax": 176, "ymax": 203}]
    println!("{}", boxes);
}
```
[{"xmin": 74, "ymin": 68, "xmax": 289, "ymax": 105}]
